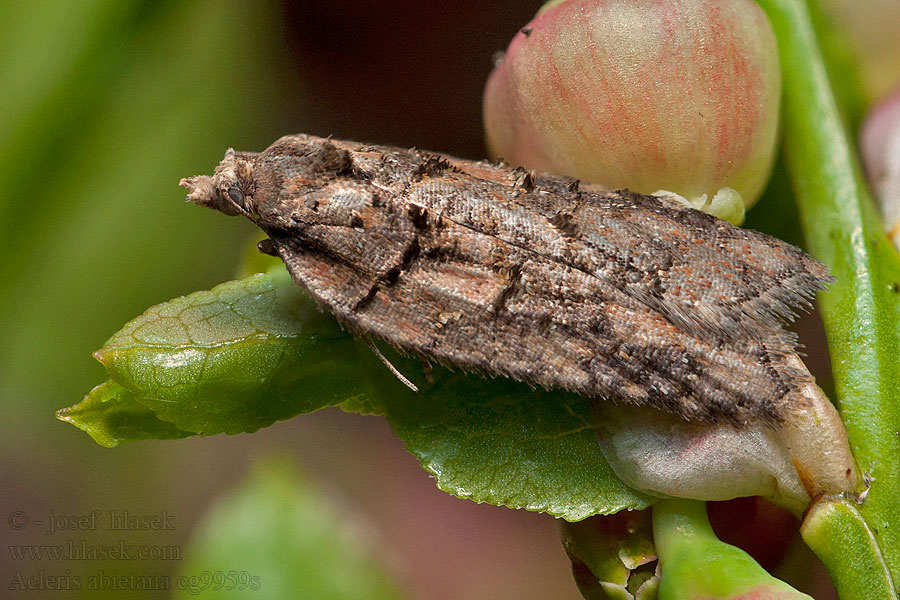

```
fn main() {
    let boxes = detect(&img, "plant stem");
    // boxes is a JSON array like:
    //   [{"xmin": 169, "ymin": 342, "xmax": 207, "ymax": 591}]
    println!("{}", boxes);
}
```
[
  {"xmin": 800, "ymin": 497, "xmax": 898, "ymax": 600},
  {"xmin": 755, "ymin": 0, "xmax": 900, "ymax": 593},
  {"xmin": 652, "ymin": 499, "xmax": 716, "ymax": 559},
  {"xmin": 653, "ymin": 499, "xmax": 813, "ymax": 599}
]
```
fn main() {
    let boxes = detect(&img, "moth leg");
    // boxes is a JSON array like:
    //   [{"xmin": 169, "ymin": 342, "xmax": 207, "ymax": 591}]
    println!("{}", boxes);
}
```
[
  {"xmin": 367, "ymin": 340, "xmax": 418, "ymax": 392},
  {"xmin": 256, "ymin": 238, "xmax": 279, "ymax": 256}
]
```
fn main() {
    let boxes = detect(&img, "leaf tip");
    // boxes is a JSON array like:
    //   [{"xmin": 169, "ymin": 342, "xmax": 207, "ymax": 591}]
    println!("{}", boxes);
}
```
[
  {"xmin": 92, "ymin": 348, "xmax": 109, "ymax": 365},
  {"xmin": 54, "ymin": 406, "xmax": 73, "ymax": 424}
]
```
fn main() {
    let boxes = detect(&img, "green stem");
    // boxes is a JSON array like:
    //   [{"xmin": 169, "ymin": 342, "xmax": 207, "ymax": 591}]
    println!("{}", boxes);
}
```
[
  {"xmin": 800, "ymin": 497, "xmax": 898, "ymax": 600},
  {"xmin": 755, "ymin": 0, "xmax": 900, "ymax": 593},
  {"xmin": 652, "ymin": 499, "xmax": 716, "ymax": 558},
  {"xmin": 653, "ymin": 499, "xmax": 812, "ymax": 599}
]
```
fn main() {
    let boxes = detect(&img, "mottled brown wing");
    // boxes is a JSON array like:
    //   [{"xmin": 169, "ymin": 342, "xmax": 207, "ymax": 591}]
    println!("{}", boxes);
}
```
[
  {"xmin": 275, "ymin": 204, "xmax": 808, "ymax": 426},
  {"xmin": 405, "ymin": 161, "xmax": 829, "ymax": 354},
  {"xmin": 188, "ymin": 134, "xmax": 830, "ymax": 427}
]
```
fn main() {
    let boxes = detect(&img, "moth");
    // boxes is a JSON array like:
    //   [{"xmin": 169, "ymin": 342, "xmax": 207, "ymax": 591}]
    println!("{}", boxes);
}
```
[{"xmin": 180, "ymin": 134, "xmax": 830, "ymax": 427}]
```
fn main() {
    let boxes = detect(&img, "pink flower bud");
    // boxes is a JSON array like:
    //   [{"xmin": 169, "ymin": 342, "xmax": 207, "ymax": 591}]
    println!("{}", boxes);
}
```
[
  {"xmin": 860, "ymin": 84, "xmax": 900, "ymax": 248},
  {"xmin": 483, "ymin": 0, "xmax": 781, "ymax": 223}
]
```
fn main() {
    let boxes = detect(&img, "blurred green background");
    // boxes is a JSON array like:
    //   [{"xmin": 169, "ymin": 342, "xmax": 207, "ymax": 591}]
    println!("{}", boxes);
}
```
[
  {"xmin": 6, "ymin": 1, "xmax": 894, "ymax": 598},
  {"xmin": 0, "ymin": 1, "xmax": 600, "ymax": 598}
]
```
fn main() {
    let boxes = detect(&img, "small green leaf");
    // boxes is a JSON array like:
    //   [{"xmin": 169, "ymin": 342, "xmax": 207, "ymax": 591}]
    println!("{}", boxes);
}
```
[
  {"xmin": 370, "ymin": 364, "xmax": 655, "ymax": 520},
  {"xmin": 90, "ymin": 270, "xmax": 372, "ymax": 436},
  {"xmin": 56, "ymin": 380, "xmax": 193, "ymax": 447},
  {"xmin": 173, "ymin": 457, "xmax": 408, "ymax": 600}
]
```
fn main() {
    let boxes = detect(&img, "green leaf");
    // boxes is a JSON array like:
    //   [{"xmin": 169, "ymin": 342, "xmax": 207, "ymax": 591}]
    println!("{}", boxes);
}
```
[
  {"xmin": 87, "ymin": 271, "xmax": 371, "ymax": 436},
  {"xmin": 370, "ymin": 363, "xmax": 655, "ymax": 520},
  {"xmin": 56, "ymin": 380, "xmax": 194, "ymax": 448},
  {"xmin": 756, "ymin": 0, "xmax": 900, "ymax": 590},
  {"xmin": 172, "ymin": 457, "xmax": 408, "ymax": 600},
  {"xmin": 800, "ymin": 497, "xmax": 898, "ymax": 600}
]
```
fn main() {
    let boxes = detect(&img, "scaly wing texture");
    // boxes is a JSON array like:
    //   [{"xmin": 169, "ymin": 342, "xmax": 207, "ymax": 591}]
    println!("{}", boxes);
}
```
[{"xmin": 199, "ymin": 135, "xmax": 832, "ymax": 426}]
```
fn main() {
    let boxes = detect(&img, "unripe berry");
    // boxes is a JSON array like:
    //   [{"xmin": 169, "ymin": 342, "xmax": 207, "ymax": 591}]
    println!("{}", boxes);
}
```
[{"xmin": 484, "ymin": 0, "xmax": 781, "ymax": 224}]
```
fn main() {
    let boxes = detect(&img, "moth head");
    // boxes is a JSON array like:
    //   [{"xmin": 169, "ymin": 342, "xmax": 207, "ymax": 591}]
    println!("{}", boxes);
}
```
[{"xmin": 180, "ymin": 148, "xmax": 256, "ymax": 217}]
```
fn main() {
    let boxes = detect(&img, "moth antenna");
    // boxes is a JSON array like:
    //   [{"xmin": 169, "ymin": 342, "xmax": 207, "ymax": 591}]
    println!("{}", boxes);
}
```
[{"xmin": 368, "ymin": 341, "xmax": 418, "ymax": 392}]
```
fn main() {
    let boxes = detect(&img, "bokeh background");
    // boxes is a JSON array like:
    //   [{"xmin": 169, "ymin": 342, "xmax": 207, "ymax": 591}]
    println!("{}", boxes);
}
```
[
  {"xmin": 5, "ymin": 1, "xmax": 894, "ymax": 598},
  {"xmin": 1, "ymin": 2, "xmax": 592, "ymax": 598}
]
